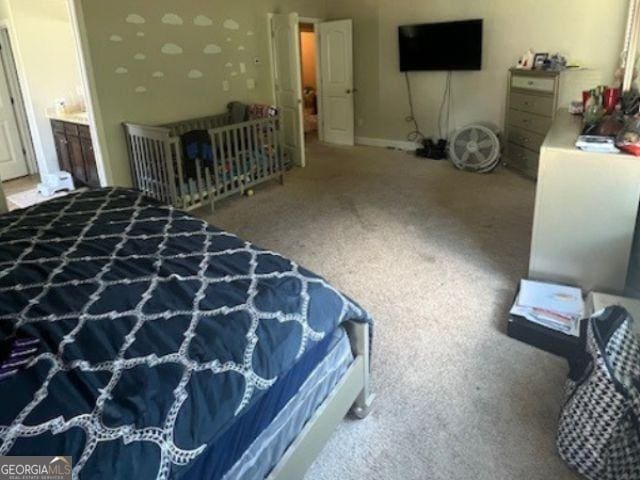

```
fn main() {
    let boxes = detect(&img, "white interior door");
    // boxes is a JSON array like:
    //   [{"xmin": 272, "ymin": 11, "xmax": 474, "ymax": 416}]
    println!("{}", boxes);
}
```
[
  {"xmin": 270, "ymin": 13, "xmax": 305, "ymax": 167},
  {"xmin": 0, "ymin": 52, "xmax": 27, "ymax": 181},
  {"xmin": 319, "ymin": 19, "xmax": 354, "ymax": 146}
]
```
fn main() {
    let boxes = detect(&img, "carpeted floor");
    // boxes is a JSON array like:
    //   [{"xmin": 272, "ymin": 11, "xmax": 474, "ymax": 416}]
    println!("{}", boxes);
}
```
[{"xmin": 195, "ymin": 139, "xmax": 581, "ymax": 480}]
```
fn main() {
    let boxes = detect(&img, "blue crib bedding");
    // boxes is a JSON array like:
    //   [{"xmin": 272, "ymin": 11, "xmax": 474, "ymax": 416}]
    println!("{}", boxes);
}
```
[
  {"xmin": 0, "ymin": 188, "xmax": 371, "ymax": 479},
  {"xmin": 180, "ymin": 129, "xmax": 271, "ymax": 184}
]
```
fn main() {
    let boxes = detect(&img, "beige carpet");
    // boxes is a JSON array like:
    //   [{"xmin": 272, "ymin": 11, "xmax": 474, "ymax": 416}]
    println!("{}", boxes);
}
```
[{"xmin": 195, "ymin": 139, "xmax": 581, "ymax": 480}]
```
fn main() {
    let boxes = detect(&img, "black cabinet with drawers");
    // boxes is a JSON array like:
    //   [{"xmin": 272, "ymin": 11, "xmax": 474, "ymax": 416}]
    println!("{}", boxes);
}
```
[{"xmin": 51, "ymin": 119, "xmax": 99, "ymax": 188}]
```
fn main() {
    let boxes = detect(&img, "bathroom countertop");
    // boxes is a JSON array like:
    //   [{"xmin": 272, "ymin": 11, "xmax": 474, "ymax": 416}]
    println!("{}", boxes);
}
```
[{"xmin": 46, "ymin": 110, "xmax": 90, "ymax": 126}]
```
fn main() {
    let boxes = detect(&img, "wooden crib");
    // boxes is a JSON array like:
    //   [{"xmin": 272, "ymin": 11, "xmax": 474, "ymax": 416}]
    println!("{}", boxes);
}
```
[{"xmin": 124, "ymin": 111, "xmax": 285, "ymax": 211}]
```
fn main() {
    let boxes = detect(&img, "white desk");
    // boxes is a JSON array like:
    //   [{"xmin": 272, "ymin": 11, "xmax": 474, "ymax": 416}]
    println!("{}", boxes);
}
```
[{"xmin": 529, "ymin": 110, "xmax": 640, "ymax": 293}]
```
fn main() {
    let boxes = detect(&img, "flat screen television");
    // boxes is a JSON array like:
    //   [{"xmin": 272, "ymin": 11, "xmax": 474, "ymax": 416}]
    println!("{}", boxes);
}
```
[{"xmin": 399, "ymin": 19, "xmax": 483, "ymax": 71}]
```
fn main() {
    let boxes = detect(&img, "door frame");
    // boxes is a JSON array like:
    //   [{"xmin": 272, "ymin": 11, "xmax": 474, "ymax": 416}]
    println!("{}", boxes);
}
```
[
  {"xmin": 298, "ymin": 16, "xmax": 324, "ymax": 143},
  {"xmin": 67, "ymin": 0, "xmax": 108, "ymax": 187},
  {"xmin": 0, "ymin": 21, "xmax": 37, "ymax": 176},
  {"xmin": 0, "ymin": 3, "xmax": 108, "ymax": 187}
]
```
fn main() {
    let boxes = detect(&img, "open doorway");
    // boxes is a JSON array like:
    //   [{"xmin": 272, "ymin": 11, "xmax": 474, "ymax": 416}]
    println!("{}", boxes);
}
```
[
  {"xmin": 299, "ymin": 22, "xmax": 319, "ymax": 141},
  {"xmin": 0, "ymin": 0, "xmax": 104, "ymax": 211},
  {"xmin": 268, "ymin": 14, "xmax": 354, "ymax": 168},
  {"xmin": 0, "ymin": 25, "xmax": 36, "ymax": 183}
]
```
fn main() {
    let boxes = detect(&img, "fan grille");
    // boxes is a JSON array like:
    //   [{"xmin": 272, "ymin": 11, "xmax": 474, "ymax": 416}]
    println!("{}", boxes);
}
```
[{"xmin": 449, "ymin": 125, "xmax": 501, "ymax": 172}]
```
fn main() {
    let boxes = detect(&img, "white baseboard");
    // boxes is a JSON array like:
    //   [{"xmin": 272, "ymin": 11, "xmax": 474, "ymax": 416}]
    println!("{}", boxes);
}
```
[{"xmin": 355, "ymin": 136, "xmax": 420, "ymax": 151}]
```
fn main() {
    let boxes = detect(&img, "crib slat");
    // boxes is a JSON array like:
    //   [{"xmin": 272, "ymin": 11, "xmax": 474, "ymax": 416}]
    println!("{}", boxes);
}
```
[
  {"xmin": 130, "ymin": 135, "xmax": 142, "ymax": 191},
  {"xmin": 136, "ymin": 135, "xmax": 149, "ymax": 195},
  {"xmin": 217, "ymin": 130, "xmax": 228, "ymax": 194},
  {"xmin": 195, "ymin": 160, "xmax": 205, "ymax": 209},
  {"xmin": 153, "ymin": 139, "xmax": 167, "ymax": 203},
  {"xmin": 204, "ymin": 167, "xmax": 215, "ymax": 211},
  {"xmin": 266, "ymin": 120, "xmax": 276, "ymax": 179},
  {"xmin": 209, "ymin": 130, "xmax": 221, "ymax": 200},
  {"xmin": 174, "ymin": 136, "xmax": 187, "ymax": 208},
  {"xmin": 239, "ymin": 125, "xmax": 249, "ymax": 185},
  {"xmin": 231, "ymin": 127, "xmax": 243, "ymax": 193},
  {"xmin": 164, "ymin": 139, "xmax": 178, "ymax": 207},
  {"xmin": 251, "ymin": 122, "xmax": 260, "ymax": 178}
]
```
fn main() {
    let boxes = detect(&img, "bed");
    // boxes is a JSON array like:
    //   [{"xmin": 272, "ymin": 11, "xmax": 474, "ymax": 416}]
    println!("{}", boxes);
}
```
[
  {"xmin": 124, "ymin": 104, "xmax": 286, "ymax": 213},
  {"xmin": 0, "ymin": 188, "xmax": 373, "ymax": 479}
]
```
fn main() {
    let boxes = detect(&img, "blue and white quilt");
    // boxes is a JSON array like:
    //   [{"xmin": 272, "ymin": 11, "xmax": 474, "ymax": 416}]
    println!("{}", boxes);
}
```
[{"xmin": 0, "ymin": 188, "xmax": 370, "ymax": 479}]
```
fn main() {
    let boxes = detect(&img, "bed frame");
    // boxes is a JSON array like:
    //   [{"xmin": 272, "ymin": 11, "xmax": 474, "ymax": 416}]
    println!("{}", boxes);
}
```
[
  {"xmin": 124, "ymin": 112, "xmax": 286, "ymax": 212},
  {"xmin": 268, "ymin": 321, "xmax": 374, "ymax": 479}
]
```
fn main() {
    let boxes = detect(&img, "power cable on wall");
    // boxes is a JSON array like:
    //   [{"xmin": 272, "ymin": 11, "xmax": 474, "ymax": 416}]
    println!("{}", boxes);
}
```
[
  {"xmin": 438, "ymin": 71, "xmax": 452, "ymax": 139},
  {"xmin": 405, "ymin": 71, "xmax": 454, "ymax": 144},
  {"xmin": 404, "ymin": 72, "xmax": 425, "ymax": 143}
]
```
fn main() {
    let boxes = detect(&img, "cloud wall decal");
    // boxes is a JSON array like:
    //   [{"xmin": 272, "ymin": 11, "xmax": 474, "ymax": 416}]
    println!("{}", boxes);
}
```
[
  {"xmin": 223, "ymin": 19, "xmax": 240, "ymax": 30},
  {"xmin": 194, "ymin": 15, "xmax": 213, "ymax": 26},
  {"xmin": 162, "ymin": 13, "xmax": 183, "ymax": 25},
  {"xmin": 203, "ymin": 44, "xmax": 222, "ymax": 54},
  {"xmin": 126, "ymin": 14, "xmax": 146, "ymax": 24},
  {"xmin": 161, "ymin": 43, "xmax": 183, "ymax": 55}
]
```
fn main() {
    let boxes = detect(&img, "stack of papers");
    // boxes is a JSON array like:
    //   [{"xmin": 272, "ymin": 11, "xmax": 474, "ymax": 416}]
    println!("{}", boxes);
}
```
[
  {"xmin": 510, "ymin": 280, "xmax": 584, "ymax": 337},
  {"xmin": 575, "ymin": 135, "xmax": 620, "ymax": 154}
]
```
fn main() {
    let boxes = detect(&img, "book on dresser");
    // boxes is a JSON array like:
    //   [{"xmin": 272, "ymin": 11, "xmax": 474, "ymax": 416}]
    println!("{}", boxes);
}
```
[{"xmin": 504, "ymin": 68, "xmax": 601, "ymax": 179}]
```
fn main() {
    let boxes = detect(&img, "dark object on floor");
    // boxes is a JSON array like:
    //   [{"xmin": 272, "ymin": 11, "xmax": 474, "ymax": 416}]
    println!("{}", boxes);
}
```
[
  {"xmin": 507, "ymin": 312, "xmax": 585, "ymax": 362},
  {"xmin": 557, "ymin": 306, "xmax": 640, "ymax": 480},
  {"xmin": 416, "ymin": 138, "xmax": 448, "ymax": 160}
]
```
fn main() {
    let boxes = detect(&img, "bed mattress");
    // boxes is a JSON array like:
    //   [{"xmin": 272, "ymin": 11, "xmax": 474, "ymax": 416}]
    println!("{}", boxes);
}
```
[
  {"xmin": 184, "ymin": 326, "xmax": 353, "ymax": 480},
  {"xmin": 0, "ymin": 188, "xmax": 371, "ymax": 479}
]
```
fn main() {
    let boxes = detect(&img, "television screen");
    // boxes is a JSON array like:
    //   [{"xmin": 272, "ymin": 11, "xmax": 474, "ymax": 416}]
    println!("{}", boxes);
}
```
[{"xmin": 399, "ymin": 19, "xmax": 483, "ymax": 71}]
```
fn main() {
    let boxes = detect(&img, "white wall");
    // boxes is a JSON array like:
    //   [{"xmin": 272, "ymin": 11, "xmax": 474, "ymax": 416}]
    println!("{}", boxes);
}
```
[
  {"xmin": 3, "ymin": 0, "xmax": 84, "ymax": 176},
  {"xmin": 327, "ymin": 0, "xmax": 628, "ymax": 143}
]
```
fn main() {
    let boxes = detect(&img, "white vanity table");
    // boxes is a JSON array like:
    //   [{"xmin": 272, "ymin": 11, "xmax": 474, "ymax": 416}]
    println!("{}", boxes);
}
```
[{"xmin": 529, "ymin": 109, "xmax": 640, "ymax": 293}]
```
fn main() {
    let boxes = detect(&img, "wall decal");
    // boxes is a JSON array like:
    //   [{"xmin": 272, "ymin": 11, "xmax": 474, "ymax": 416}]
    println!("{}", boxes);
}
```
[
  {"xmin": 187, "ymin": 69, "xmax": 203, "ymax": 79},
  {"xmin": 115, "ymin": 67, "xmax": 128, "ymax": 74},
  {"xmin": 137, "ymin": 31, "xmax": 145, "ymax": 37},
  {"xmin": 134, "ymin": 53, "xmax": 146, "ymax": 60},
  {"xmin": 152, "ymin": 71, "xmax": 165, "ymax": 78},
  {"xmin": 194, "ymin": 15, "xmax": 213, "ymax": 27},
  {"xmin": 161, "ymin": 43, "xmax": 183, "ymax": 55},
  {"xmin": 246, "ymin": 78, "xmax": 255, "ymax": 90},
  {"xmin": 203, "ymin": 44, "xmax": 222, "ymax": 54},
  {"xmin": 161, "ymin": 13, "xmax": 183, "ymax": 26},
  {"xmin": 109, "ymin": 34, "xmax": 123, "ymax": 42},
  {"xmin": 222, "ymin": 80, "xmax": 230, "ymax": 92},
  {"xmin": 126, "ymin": 14, "xmax": 146, "ymax": 24},
  {"xmin": 134, "ymin": 86, "xmax": 147, "ymax": 93},
  {"xmin": 239, "ymin": 62, "xmax": 246, "ymax": 74},
  {"xmin": 223, "ymin": 19, "xmax": 240, "ymax": 30}
]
